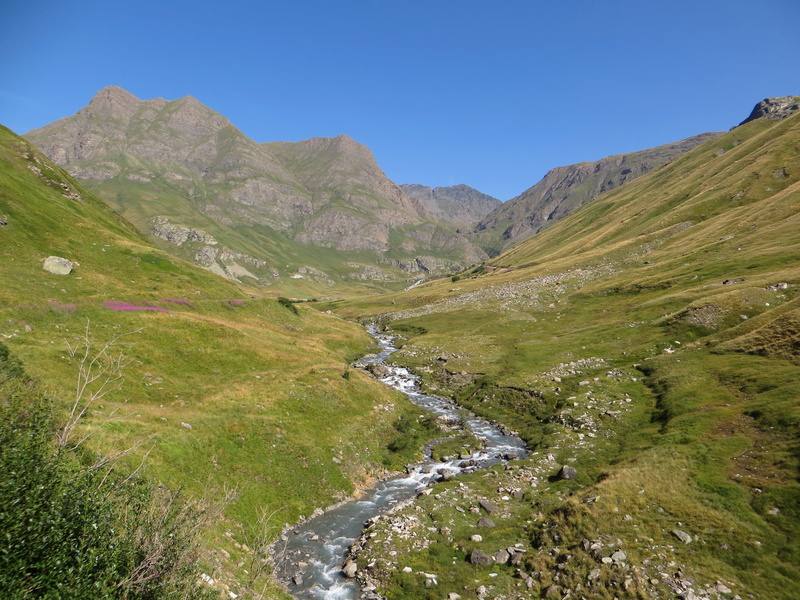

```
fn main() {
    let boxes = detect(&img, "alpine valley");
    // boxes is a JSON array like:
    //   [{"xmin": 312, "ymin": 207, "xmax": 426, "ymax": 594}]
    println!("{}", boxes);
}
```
[{"xmin": 1, "ymin": 92, "xmax": 799, "ymax": 600}]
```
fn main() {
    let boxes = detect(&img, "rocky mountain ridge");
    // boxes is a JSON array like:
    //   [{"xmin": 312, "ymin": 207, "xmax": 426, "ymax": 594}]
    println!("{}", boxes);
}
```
[
  {"xmin": 739, "ymin": 95, "xmax": 800, "ymax": 125},
  {"xmin": 400, "ymin": 183, "xmax": 502, "ymax": 231},
  {"xmin": 469, "ymin": 132, "xmax": 724, "ymax": 254},
  {"xmin": 25, "ymin": 86, "xmax": 487, "ymax": 289}
]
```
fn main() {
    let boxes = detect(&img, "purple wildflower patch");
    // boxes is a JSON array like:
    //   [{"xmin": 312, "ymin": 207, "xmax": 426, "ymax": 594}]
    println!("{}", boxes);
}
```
[{"xmin": 223, "ymin": 298, "xmax": 245, "ymax": 307}]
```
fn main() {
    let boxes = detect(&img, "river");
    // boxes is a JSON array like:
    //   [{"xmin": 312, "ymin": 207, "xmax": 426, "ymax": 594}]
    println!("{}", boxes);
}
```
[{"xmin": 271, "ymin": 325, "xmax": 527, "ymax": 599}]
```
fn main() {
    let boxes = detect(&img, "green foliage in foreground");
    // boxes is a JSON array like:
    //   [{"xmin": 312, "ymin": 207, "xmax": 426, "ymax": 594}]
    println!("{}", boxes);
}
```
[{"xmin": 0, "ymin": 343, "xmax": 214, "ymax": 599}]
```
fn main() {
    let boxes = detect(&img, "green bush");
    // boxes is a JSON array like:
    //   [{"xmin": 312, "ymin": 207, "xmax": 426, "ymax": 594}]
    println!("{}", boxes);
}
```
[
  {"xmin": 277, "ymin": 296, "xmax": 299, "ymax": 315},
  {"xmin": 0, "ymin": 343, "xmax": 215, "ymax": 600}
]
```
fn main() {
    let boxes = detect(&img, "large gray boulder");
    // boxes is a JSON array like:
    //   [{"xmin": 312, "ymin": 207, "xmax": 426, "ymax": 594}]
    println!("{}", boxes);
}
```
[
  {"xmin": 469, "ymin": 549, "xmax": 492, "ymax": 565},
  {"xmin": 557, "ymin": 465, "xmax": 578, "ymax": 480},
  {"xmin": 342, "ymin": 560, "xmax": 358, "ymax": 578},
  {"xmin": 43, "ymin": 256, "xmax": 74, "ymax": 275}
]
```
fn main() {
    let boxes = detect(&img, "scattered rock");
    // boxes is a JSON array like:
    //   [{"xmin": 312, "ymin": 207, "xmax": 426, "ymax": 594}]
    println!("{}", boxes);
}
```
[
  {"xmin": 291, "ymin": 574, "xmax": 303, "ymax": 586},
  {"xmin": 43, "ymin": 256, "xmax": 74, "ymax": 275},
  {"xmin": 544, "ymin": 584, "xmax": 561, "ymax": 597},
  {"xmin": 479, "ymin": 499, "xmax": 497, "ymax": 514},
  {"xmin": 469, "ymin": 549, "xmax": 493, "ymax": 565},
  {"xmin": 716, "ymin": 581, "xmax": 732, "ymax": 594},
  {"xmin": 611, "ymin": 549, "xmax": 627, "ymax": 563},
  {"xmin": 494, "ymin": 549, "xmax": 510, "ymax": 564},
  {"xmin": 477, "ymin": 517, "xmax": 495, "ymax": 528},
  {"xmin": 181, "ymin": 422, "xmax": 193, "ymax": 430},
  {"xmin": 342, "ymin": 560, "xmax": 357, "ymax": 578},
  {"xmin": 470, "ymin": 534, "xmax": 483, "ymax": 542},
  {"xmin": 672, "ymin": 529, "xmax": 693, "ymax": 544},
  {"xmin": 556, "ymin": 465, "xmax": 578, "ymax": 480}
]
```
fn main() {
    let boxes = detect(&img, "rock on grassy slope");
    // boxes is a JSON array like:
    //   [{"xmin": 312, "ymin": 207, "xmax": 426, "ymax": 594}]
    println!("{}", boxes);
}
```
[
  {"xmin": 0, "ymin": 125, "xmax": 442, "ymax": 599},
  {"xmin": 321, "ymin": 103, "xmax": 800, "ymax": 599}
]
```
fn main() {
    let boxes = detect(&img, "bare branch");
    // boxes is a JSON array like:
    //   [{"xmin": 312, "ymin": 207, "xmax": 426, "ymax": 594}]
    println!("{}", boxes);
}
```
[{"xmin": 57, "ymin": 319, "xmax": 142, "ymax": 450}]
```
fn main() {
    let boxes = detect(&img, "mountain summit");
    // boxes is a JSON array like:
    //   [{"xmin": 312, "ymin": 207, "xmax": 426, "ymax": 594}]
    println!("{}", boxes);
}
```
[
  {"xmin": 739, "ymin": 95, "xmax": 800, "ymax": 125},
  {"xmin": 25, "ymin": 87, "xmax": 486, "ymax": 288}
]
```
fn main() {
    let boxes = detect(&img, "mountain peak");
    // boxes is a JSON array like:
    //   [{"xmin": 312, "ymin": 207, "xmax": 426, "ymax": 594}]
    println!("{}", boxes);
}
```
[
  {"xmin": 86, "ymin": 85, "xmax": 141, "ymax": 120},
  {"xmin": 739, "ymin": 95, "xmax": 800, "ymax": 126}
]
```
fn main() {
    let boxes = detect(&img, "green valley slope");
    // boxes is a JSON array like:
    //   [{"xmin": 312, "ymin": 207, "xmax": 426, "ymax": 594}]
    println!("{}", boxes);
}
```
[
  {"xmin": 0, "ymin": 125, "xmax": 440, "ymax": 598},
  {"xmin": 322, "ymin": 105, "xmax": 800, "ymax": 599}
]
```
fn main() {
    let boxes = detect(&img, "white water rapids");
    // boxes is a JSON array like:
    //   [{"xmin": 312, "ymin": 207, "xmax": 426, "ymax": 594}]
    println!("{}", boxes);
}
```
[{"xmin": 271, "ymin": 325, "xmax": 527, "ymax": 599}]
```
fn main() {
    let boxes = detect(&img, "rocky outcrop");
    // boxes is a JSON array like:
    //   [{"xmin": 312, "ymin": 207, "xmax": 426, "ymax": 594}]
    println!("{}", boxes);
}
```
[
  {"xmin": 739, "ymin": 96, "xmax": 800, "ymax": 126},
  {"xmin": 381, "ymin": 256, "xmax": 466, "ymax": 275},
  {"xmin": 150, "ymin": 217, "xmax": 217, "ymax": 246}
]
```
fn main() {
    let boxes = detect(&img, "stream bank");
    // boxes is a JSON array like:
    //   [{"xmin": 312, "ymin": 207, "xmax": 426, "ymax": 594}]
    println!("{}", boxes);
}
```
[{"xmin": 269, "ymin": 325, "xmax": 528, "ymax": 599}]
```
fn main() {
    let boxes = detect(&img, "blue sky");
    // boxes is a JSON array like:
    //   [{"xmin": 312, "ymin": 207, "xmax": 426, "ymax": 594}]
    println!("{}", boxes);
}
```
[{"xmin": 2, "ymin": 0, "xmax": 799, "ymax": 200}]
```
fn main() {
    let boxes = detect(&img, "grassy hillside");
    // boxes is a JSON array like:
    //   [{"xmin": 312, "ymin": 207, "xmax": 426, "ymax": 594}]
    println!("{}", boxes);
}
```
[
  {"xmin": 321, "ymin": 113, "xmax": 800, "ymax": 599},
  {"xmin": 0, "ymin": 125, "xmax": 438, "ymax": 598}
]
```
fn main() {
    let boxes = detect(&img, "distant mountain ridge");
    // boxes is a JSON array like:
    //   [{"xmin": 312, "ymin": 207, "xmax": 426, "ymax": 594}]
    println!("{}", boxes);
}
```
[
  {"xmin": 25, "ymin": 86, "xmax": 487, "ymax": 289},
  {"xmin": 400, "ymin": 184, "xmax": 502, "ymax": 231},
  {"xmin": 470, "ymin": 132, "xmax": 724, "ymax": 254}
]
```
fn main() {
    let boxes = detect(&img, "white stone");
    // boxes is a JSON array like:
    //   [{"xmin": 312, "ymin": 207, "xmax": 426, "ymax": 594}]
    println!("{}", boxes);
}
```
[{"xmin": 43, "ymin": 256, "xmax": 74, "ymax": 275}]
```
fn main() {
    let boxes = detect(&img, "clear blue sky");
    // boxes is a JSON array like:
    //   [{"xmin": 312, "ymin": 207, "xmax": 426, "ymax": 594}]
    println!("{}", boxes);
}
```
[{"xmin": 2, "ymin": 0, "xmax": 799, "ymax": 200}]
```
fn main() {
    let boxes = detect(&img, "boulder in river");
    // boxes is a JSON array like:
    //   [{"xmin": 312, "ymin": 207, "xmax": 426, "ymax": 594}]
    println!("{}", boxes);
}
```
[{"xmin": 342, "ymin": 560, "xmax": 358, "ymax": 578}]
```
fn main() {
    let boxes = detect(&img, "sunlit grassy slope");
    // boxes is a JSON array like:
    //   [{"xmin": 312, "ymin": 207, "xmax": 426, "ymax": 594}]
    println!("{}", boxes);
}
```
[
  {"xmin": 0, "ymin": 125, "xmax": 432, "ymax": 598},
  {"xmin": 322, "ymin": 114, "xmax": 800, "ymax": 598}
]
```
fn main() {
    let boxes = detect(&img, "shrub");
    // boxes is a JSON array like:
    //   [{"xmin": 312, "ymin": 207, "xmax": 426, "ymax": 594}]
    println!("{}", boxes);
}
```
[
  {"xmin": 0, "ymin": 342, "xmax": 216, "ymax": 600},
  {"xmin": 277, "ymin": 296, "xmax": 299, "ymax": 315}
]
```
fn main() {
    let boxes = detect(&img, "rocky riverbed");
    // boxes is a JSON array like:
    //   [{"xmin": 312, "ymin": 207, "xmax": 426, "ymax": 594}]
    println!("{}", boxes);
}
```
[{"xmin": 268, "ymin": 326, "xmax": 527, "ymax": 599}]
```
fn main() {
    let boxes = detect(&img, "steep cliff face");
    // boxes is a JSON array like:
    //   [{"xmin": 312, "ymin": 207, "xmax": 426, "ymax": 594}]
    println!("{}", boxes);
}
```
[
  {"xmin": 470, "ymin": 132, "xmax": 723, "ymax": 254},
  {"xmin": 25, "ymin": 87, "xmax": 486, "ymax": 285},
  {"xmin": 400, "ymin": 184, "xmax": 501, "ymax": 231}
]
